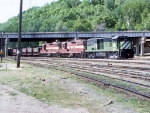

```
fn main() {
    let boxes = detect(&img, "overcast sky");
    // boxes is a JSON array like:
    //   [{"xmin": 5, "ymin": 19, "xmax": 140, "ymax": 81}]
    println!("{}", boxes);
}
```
[{"xmin": 0, "ymin": 0, "xmax": 56, "ymax": 23}]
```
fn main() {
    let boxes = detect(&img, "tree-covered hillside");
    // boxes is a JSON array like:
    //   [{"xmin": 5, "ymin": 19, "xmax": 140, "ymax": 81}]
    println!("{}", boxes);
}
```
[{"xmin": 0, "ymin": 0, "xmax": 150, "ymax": 32}]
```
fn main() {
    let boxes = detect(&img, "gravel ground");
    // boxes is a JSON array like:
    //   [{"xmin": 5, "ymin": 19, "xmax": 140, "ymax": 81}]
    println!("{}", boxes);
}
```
[
  {"xmin": 0, "ymin": 84, "xmax": 88, "ymax": 113},
  {"xmin": 0, "ymin": 62, "xmax": 147, "ymax": 113}
]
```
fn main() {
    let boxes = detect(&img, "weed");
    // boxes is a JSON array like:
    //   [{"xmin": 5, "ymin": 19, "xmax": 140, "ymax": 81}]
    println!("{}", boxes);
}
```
[{"xmin": 9, "ymin": 92, "xmax": 18, "ymax": 96}]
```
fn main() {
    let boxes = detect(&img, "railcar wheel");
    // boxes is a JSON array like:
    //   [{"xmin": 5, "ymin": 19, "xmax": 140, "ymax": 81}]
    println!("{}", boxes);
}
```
[
  {"xmin": 92, "ymin": 54, "xmax": 96, "ymax": 59},
  {"xmin": 107, "ymin": 54, "xmax": 111, "ymax": 59},
  {"xmin": 88, "ymin": 54, "xmax": 90, "ymax": 58}
]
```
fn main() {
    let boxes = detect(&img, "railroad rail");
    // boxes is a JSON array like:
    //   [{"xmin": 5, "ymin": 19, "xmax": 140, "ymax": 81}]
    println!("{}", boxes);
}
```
[
  {"xmin": 29, "ymin": 57, "xmax": 150, "ymax": 81},
  {"xmin": 5, "ymin": 57, "xmax": 150, "ymax": 102}
]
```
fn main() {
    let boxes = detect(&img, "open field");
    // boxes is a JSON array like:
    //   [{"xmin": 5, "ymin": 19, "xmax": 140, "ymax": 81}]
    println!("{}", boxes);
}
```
[{"xmin": 0, "ymin": 61, "xmax": 150, "ymax": 113}]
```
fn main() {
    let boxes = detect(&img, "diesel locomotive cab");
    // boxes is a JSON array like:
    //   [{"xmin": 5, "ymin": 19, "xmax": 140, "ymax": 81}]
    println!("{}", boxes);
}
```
[{"xmin": 112, "ymin": 36, "xmax": 134, "ymax": 59}]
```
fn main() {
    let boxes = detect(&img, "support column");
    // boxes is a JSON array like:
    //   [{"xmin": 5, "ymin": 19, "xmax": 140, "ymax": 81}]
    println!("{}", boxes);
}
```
[
  {"xmin": 136, "ymin": 43, "xmax": 139, "ymax": 56},
  {"xmin": 140, "ymin": 37, "xmax": 146, "ymax": 56},
  {"xmin": 2, "ymin": 41, "xmax": 4, "ymax": 57},
  {"xmin": 1, "ymin": 39, "xmax": 5, "ymax": 57},
  {"xmin": 5, "ymin": 38, "xmax": 9, "ymax": 57},
  {"xmin": 141, "ymin": 43, "xmax": 144, "ymax": 56}
]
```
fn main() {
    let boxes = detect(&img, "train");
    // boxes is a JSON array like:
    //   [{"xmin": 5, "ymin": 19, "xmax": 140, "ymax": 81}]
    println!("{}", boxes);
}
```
[{"xmin": 8, "ymin": 36, "xmax": 134, "ymax": 59}]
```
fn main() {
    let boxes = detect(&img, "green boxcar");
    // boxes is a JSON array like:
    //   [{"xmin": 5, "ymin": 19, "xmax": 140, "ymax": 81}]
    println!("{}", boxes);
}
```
[{"xmin": 85, "ymin": 36, "xmax": 134, "ymax": 59}]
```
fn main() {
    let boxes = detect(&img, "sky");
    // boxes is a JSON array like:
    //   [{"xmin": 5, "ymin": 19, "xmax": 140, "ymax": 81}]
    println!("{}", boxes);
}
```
[{"xmin": 0, "ymin": 0, "xmax": 56, "ymax": 23}]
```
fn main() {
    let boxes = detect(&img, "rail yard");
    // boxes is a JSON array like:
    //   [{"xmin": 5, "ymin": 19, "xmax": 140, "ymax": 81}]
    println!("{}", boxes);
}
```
[
  {"xmin": 0, "ymin": 55, "xmax": 149, "ymax": 112},
  {"xmin": 1, "ymin": 32, "xmax": 150, "ymax": 112},
  {"xmin": 6, "ymin": 57, "xmax": 150, "ymax": 101},
  {"xmin": 1, "ymin": 0, "xmax": 150, "ymax": 112},
  {"xmin": 2, "ymin": 35, "xmax": 150, "ymax": 112}
]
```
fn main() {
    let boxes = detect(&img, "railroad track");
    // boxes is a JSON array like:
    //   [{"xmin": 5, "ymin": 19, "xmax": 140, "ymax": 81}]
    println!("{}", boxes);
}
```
[
  {"xmin": 9, "ymin": 56, "xmax": 150, "ymax": 82},
  {"xmin": 5, "ymin": 57, "xmax": 150, "ymax": 102},
  {"xmin": 28, "ymin": 57, "xmax": 150, "ymax": 65},
  {"xmin": 29, "ymin": 57, "xmax": 150, "ymax": 81}
]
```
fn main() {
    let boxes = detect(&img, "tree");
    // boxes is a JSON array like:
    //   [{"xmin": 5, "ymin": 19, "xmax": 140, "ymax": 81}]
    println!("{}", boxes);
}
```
[
  {"xmin": 95, "ymin": 16, "xmax": 116, "ymax": 29},
  {"xmin": 73, "ymin": 19, "xmax": 93, "ymax": 31},
  {"xmin": 104, "ymin": 0, "xmax": 115, "ymax": 10},
  {"xmin": 122, "ymin": 0, "xmax": 148, "ymax": 30},
  {"xmin": 55, "ymin": 21, "xmax": 67, "ymax": 31},
  {"xmin": 1, "ymin": 0, "xmax": 150, "ymax": 32},
  {"xmin": 90, "ymin": 0, "xmax": 104, "ymax": 5}
]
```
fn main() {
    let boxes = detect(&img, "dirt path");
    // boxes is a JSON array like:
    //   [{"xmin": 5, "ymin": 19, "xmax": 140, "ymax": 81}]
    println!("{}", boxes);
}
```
[{"xmin": 0, "ymin": 84, "xmax": 88, "ymax": 113}]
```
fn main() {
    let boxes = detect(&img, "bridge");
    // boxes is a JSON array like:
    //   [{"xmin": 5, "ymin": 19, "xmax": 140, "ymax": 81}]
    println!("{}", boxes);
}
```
[
  {"xmin": 1, "ymin": 31, "xmax": 150, "ymax": 41},
  {"xmin": 0, "ymin": 31, "xmax": 150, "ymax": 57}
]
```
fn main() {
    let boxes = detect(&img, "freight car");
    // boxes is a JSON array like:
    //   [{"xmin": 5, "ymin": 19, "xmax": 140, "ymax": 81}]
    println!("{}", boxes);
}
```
[
  {"xmin": 33, "ymin": 47, "xmax": 41, "ymax": 56},
  {"xmin": 27, "ymin": 47, "xmax": 33, "ymax": 56},
  {"xmin": 8, "ymin": 47, "xmax": 41, "ymax": 57},
  {"xmin": 85, "ymin": 36, "xmax": 134, "ymax": 59},
  {"xmin": 22, "ymin": 48, "xmax": 27, "ymax": 56},
  {"xmin": 12, "ymin": 48, "xmax": 17, "ymax": 56},
  {"xmin": 8, "ymin": 48, "xmax": 13, "ymax": 56}
]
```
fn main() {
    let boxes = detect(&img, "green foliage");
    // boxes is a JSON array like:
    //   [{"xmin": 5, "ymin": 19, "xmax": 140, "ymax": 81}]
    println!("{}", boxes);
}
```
[
  {"xmin": 74, "ymin": 19, "xmax": 93, "ymax": 31},
  {"xmin": 104, "ymin": 0, "xmax": 115, "ymax": 10},
  {"xmin": 90, "ymin": 0, "xmax": 104, "ymax": 5},
  {"xmin": 96, "ymin": 16, "xmax": 116, "ymax": 28},
  {"xmin": 8, "ymin": 42, "xmax": 17, "ymax": 48},
  {"xmin": 8, "ymin": 42, "xmax": 39, "ymax": 48},
  {"xmin": 39, "ymin": 41, "xmax": 46, "ymax": 46},
  {"xmin": 0, "ymin": 0, "xmax": 150, "ymax": 32}
]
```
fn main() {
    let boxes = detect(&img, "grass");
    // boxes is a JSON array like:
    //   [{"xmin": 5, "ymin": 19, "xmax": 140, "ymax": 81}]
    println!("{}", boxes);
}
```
[
  {"xmin": 0, "ymin": 61, "xmax": 150, "ymax": 113},
  {"xmin": 9, "ymin": 92, "xmax": 18, "ymax": 96},
  {"xmin": 51, "ymin": 66, "xmax": 150, "ymax": 94},
  {"xmin": 0, "ymin": 64, "xmax": 89, "ymax": 109},
  {"xmin": 52, "ymin": 66, "xmax": 150, "ymax": 113},
  {"xmin": 86, "ymin": 83, "xmax": 150, "ymax": 113}
]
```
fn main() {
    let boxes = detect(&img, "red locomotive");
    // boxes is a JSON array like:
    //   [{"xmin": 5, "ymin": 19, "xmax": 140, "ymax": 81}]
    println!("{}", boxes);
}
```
[
  {"xmin": 59, "ymin": 39, "xmax": 85, "ymax": 58},
  {"xmin": 39, "ymin": 39, "xmax": 85, "ymax": 57},
  {"xmin": 40, "ymin": 42, "xmax": 60, "ymax": 57}
]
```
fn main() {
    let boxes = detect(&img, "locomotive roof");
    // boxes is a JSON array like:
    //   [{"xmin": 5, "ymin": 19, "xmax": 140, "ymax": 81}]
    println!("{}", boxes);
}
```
[
  {"xmin": 87, "ymin": 36, "xmax": 129, "ymax": 40},
  {"xmin": 87, "ymin": 37, "xmax": 111, "ymax": 40},
  {"xmin": 112, "ymin": 36, "xmax": 128, "ymax": 39}
]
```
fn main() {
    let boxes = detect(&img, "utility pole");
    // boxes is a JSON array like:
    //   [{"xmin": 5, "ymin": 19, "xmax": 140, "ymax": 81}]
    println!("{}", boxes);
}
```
[{"xmin": 17, "ymin": 0, "xmax": 23, "ymax": 68}]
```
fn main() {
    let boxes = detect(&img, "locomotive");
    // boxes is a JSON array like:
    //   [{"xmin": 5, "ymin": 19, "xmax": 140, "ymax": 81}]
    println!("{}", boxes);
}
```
[
  {"xmin": 39, "ymin": 39, "xmax": 85, "ymax": 58},
  {"xmin": 59, "ymin": 39, "xmax": 85, "ymax": 58},
  {"xmin": 8, "ymin": 36, "xmax": 134, "ymax": 59},
  {"xmin": 85, "ymin": 36, "xmax": 134, "ymax": 59}
]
